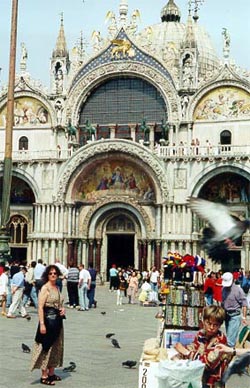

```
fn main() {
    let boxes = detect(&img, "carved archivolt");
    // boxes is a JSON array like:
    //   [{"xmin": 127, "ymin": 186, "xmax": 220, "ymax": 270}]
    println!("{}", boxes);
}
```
[
  {"xmin": 56, "ymin": 140, "xmax": 170, "ymax": 203},
  {"xmin": 81, "ymin": 196, "xmax": 152, "ymax": 237},
  {"xmin": 65, "ymin": 61, "xmax": 180, "ymax": 124}
]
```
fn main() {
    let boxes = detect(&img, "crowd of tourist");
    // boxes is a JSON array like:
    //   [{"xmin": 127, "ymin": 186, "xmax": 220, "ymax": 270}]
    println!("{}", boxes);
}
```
[{"xmin": 0, "ymin": 260, "xmax": 249, "ymax": 387}]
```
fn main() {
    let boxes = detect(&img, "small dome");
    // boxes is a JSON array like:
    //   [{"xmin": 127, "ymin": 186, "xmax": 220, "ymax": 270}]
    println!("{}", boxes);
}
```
[{"xmin": 161, "ymin": 0, "xmax": 181, "ymax": 22}]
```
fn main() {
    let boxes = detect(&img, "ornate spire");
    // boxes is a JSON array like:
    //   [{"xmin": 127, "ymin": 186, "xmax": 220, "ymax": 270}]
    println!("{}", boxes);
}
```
[
  {"xmin": 119, "ymin": 0, "xmax": 128, "ymax": 27},
  {"xmin": 161, "ymin": 0, "xmax": 181, "ymax": 23},
  {"xmin": 188, "ymin": 0, "xmax": 204, "ymax": 22},
  {"xmin": 52, "ymin": 13, "xmax": 68, "ymax": 58}
]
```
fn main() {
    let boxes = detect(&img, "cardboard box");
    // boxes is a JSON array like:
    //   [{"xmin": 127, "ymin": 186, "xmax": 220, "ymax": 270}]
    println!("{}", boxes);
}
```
[{"xmin": 138, "ymin": 359, "xmax": 160, "ymax": 388}]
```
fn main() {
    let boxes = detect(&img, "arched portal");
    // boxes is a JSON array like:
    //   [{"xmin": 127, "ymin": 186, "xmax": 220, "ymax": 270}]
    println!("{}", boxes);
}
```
[
  {"xmin": 193, "ymin": 171, "xmax": 250, "ymax": 271},
  {"xmin": 83, "ymin": 201, "xmax": 152, "ymax": 280}
]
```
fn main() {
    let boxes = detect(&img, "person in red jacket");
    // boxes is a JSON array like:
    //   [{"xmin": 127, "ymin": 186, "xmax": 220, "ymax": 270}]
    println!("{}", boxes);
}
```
[
  {"xmin": 204, "ymin": 271, "xmax": 216, "ymax": 306},
  {"xmin": 213, "ymin": 271, "xmax": 223, "ymax": 306}
]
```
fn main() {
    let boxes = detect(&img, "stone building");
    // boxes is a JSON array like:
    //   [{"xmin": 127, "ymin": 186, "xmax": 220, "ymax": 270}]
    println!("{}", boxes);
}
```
[{"xmin": 0, "ymin": 0, "xmax": 249, "ymax": 278}]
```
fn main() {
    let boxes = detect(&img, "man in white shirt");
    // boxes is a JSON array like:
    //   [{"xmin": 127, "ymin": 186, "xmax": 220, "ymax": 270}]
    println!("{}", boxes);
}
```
[
  {"xmin": 34, "ymin": 259, "xmax": 45, "ymax": 295},
  {"xmin": 55, "ymin": 259, "xmax": 69, "ymax": 291},
  {"xmin": 78, "ymin": 264, "xmax": 91, "ymax": 311},
  {"xmin": 149, "ymin": 266, "xmax": 160, "ymax": 302}
]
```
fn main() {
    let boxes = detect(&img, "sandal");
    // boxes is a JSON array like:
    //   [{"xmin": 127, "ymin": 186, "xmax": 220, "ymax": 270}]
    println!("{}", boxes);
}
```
[
  {"xmin": 40, "ymin": 377, "xmax": 55, "ymax": 385},
  {"xmin": 49, "ymin": 374, "xmax": 62, "ymax": 382}
]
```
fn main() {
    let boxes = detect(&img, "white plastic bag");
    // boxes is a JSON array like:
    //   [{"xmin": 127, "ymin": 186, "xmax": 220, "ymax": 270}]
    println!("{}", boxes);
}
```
[{"xmin": 155, "ymin": 359, "xmax": 205, "ymax": 388}]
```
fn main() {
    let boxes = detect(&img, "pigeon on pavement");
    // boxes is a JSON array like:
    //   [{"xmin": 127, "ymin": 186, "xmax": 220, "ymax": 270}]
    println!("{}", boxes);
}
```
[
  {"xmin": 111, "ymin": 338, "xmax": 121, "ymax": 349},
  {"xmin": 21, "ymin": 343, "xmax": 31, "ymax": 353},
  {"xmin": 122, "ymin": 360, "xmax": 137, "ymax": 368},
  {"xmin": 222, "ymin": 353, "xmax": 250, "ymax": 383},
  {"xmin": 63, "ymin": 361, "xmax": 76, "ymax": 372},
  {"xmin": 106, "ymin": 333, "xmax": 115, "ymax": 338},
  {"xmin": 188, "ymin": 197, "xmax": 250, "ymax": 261},
  {"xmin": 101, "ymin": 311, "xmax": 106, "ymax": 315}
]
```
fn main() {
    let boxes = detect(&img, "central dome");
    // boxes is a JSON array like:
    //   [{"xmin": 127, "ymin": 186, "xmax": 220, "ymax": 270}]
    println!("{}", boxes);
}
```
[{"xmin": 136, "ymin": 0, "xmax": 219, "ymax": 81}]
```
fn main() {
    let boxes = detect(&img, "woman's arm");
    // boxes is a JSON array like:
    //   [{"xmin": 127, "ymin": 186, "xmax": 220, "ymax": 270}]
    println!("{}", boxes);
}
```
[{"xmin": 38, "ymin": 286, "xmax": 48, "ymax": 334}]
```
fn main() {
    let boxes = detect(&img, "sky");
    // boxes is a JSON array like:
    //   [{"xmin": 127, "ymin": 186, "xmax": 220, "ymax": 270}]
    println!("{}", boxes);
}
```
[{"xmin": 0, "ymin": 0, "xmax": 249, "ymax": 87}]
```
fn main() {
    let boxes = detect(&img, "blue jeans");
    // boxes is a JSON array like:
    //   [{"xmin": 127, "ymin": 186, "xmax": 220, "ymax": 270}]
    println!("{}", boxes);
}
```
[
  {"xmin": 225, "ymin": 312, "xmax": 241, "ymax": 347},
  {"xmin": 87, "ymin": 284, "xmax": 96, "ymax": 308},
  {"xmin": 78, "ymin": 283, "xmax": 89, "ymax": 310},
  {"xmin": 205, "ymin": 294, "xmax": 213, "ymax": 306},
  {"xmin": 23, "ymin": 286, "xmax": 38, "ymax": 308}
]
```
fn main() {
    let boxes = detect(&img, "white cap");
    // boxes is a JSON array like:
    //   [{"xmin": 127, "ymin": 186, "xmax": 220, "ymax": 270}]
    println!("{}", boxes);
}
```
[{"xmin": 222, "ymin": 272, "xmax": 233, "ymax": 287}]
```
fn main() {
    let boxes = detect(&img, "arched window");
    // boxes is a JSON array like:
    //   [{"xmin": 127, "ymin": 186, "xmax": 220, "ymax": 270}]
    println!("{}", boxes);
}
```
[
  {"xmin": 8, "ymin": 215, "xmax": 28, "ymax": 244},
  {"xmin": 19, "ymin": 136, "xmax": 28, "ymax": 150},
  {"xmin": 220, "ymin": 130, "xmax": 231, "ymax": 145}
]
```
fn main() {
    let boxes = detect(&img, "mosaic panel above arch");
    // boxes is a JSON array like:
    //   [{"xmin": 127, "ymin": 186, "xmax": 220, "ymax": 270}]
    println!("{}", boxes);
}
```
[
  {"xmin": 0, "ymin": 96, "xmax": 51, "ymax": 127},
  {"xmin": 193, "ymin": 86, "xmax": 250, "ymax": 121},
  {"xmin": 72, "ymin": 157, "xmax": 155, "ymax": 203},
  {"xmin": 199, "ymin": 172, "xmax": 250, "ymax": 204}
]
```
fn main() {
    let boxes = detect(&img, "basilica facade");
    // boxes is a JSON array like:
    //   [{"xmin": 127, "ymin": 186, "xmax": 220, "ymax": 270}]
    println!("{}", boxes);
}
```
[{"xmin": 0, "ymin": 0, "xmax": 250, "ymax": 278}]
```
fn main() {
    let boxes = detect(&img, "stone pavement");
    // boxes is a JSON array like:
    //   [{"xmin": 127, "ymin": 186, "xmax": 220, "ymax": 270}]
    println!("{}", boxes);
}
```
[{"xmin": 0, "ymin": 285, "xmax": 249, "ymax": 388}]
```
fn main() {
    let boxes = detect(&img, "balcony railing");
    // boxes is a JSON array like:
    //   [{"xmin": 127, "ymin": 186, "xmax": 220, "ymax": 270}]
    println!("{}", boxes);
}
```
[
  {"xmin": 0, "ymin": 144, "xmax": 249, "ymax": 163},
  {"xmin": 155, "ymin": 144, "xmax": 250, "ymax": 160}
]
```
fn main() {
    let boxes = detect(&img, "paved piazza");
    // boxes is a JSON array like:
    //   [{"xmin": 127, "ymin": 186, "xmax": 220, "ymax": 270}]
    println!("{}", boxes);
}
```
[{"xmin": 0, "ymin": 285, "xmax": 249, "ymax": 388}]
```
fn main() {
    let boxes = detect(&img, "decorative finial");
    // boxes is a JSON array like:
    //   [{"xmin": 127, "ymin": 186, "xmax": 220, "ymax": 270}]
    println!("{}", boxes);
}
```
[
  {"xmin": 188, "ymin": 0, "xmax": 204, "ymax": 21},
  {"xmin": 222, "ymin": 28, "xmax": 230, "ymax": 60},
  {"xmin": 20, "ymin": 42, "xmax": 28, "ymax": 72},
  {"xmin": 60, "ymin": 12, "xmax": 64, "ymax": 25}
]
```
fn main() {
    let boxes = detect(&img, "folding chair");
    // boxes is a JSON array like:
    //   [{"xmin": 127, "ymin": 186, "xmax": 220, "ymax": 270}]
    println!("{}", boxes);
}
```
[{"xmin": 237, "ymin": 326, "xmax": 250, "ymax": 348}]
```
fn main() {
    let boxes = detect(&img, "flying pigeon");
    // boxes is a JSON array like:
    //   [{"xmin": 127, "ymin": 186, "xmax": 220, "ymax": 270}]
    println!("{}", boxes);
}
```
[
  {"xmin": 222, "ymin": 353, "xmax": 250, "ymax": 383},
  {"xmin": 101, "ymin": 311, "xmax": 106, "ymax": 315},
  {"xmin": 188, "ymin": 197, "xmax": 250, "ymax": 261},
  {"xmin": 106, "ymin": 333, "xmax": 115, "ymax": 338},
  {"xmin": 122, "ymin": 360, "xmax": 137, "ymax": 368},
  {"xmin": 21, "ymin": 343, "xmax": 31, "ymax": 353},
  {"xmin": 111, "ymin": 338, "xmax": 121, "ymax": 349}
]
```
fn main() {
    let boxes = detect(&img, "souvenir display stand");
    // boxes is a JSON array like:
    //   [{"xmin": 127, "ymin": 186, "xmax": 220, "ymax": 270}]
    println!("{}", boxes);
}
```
[{"xmin": 138, "ymin": 252, "xmax": 206, "ymax": 388}]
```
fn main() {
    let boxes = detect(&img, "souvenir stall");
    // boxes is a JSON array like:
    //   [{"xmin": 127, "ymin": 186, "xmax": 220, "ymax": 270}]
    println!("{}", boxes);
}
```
[{"xmin": 139, "ymin": 253, "xmax": 206, "ymax": 388}]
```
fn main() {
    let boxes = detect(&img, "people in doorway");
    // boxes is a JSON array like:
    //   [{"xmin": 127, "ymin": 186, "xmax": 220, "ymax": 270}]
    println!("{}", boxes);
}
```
[{"xmin": 109, "ymin": 264, "xmax": 119, "ymax": 291}]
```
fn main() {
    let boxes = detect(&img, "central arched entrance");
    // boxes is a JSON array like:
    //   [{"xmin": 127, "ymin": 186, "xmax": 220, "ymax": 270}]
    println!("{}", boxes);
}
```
[
  {"xmin": 107, "ymin": 234, "xmax": 134, "ymax": 272},
  {"xmin": 106, "ymin": 214, "xmax": 136, "ymax": 277}
]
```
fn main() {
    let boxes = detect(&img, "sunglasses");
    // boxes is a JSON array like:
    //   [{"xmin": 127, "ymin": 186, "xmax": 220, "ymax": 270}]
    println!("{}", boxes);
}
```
[{"xmin": 49, "ymin": 272, "xmax": 57, "ymax": 275}]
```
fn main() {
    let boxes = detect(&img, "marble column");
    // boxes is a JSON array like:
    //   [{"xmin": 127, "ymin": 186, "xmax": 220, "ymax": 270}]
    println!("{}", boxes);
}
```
[
  {"xmin": 95, "ymin": 239, "xmax": 102, "ymax": 273},
  {"xmin": 58, "ymin": 239, "xmax": 63, "ymax": 261},
  {"xmin": 155, "ymin": 240, "xmax": 161, "ymax": 269},
  {"xmin": 88, "ymin": 239, "xmax": 94, "ymax": 265},
  {"xmin": 67, "ymin": 240, "xmax": 74, "ymax": 264},
  {"xmin": 44, "ymin": 240, "xmax": 49, "ymax": 264}
]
